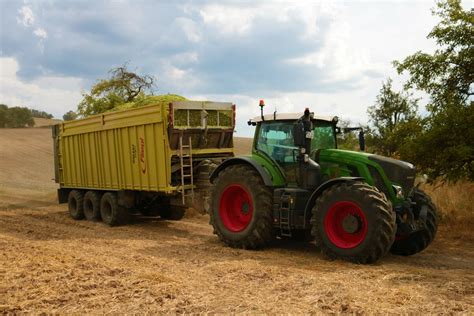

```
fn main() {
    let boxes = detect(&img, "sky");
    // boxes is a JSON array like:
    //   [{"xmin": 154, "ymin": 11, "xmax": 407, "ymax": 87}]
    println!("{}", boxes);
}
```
[{"xmin": 0, "ymin": 0, "xmax": 467, "ymax": 136}]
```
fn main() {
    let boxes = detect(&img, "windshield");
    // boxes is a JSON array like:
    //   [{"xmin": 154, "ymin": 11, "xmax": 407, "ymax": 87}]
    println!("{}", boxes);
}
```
[
  {"xmin": 312, "ymin": 121, "xmax": 336, "ymax": 150},
  {"xmin": 256, "ymin": 121, "xmax": 297, "ymax": 163},
  {"xmin": 255, "ymin": 120, "xmax": 336, "ymax": 162}
]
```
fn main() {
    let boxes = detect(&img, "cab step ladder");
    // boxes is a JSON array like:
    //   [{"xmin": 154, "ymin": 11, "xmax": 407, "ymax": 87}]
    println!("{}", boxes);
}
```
[
  {"xmin": 179, "ymin": 135, "xmax": 194, "ymax": 205},
  {"xmin": 279, "ymin": 194, "xmax": 292, "ymax": 237}
]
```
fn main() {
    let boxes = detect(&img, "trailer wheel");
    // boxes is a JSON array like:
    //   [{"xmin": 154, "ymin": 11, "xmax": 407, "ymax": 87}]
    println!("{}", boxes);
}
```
[
  {"xmin": 100, "ymin": 192, "xmax": 127, "ymax": 227},
  {"xmin": 83, "ymin": 191, "xmax": 102, "ymax": 221},
  {"xmin": 68, "ymin": 190, "xmax": 85, "ymax": 220},
  {"xmin": 390, "ymin": 188, "xmax": 438, "ymax": 256},
  {"xmin": 210, "ymin": 164, "xmax": 274, "ymax": 249},
  {"xmin": 311, "ymin": 182, "xmax": 396, "ymax": 264},
  {"xmin": 159, "ymin": 205, "xmax": 186, "ymax": 220}
]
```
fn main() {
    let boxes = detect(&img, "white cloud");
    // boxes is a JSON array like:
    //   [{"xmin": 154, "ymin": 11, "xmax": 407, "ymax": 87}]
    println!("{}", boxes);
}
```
[
  {"xmin": 17, "ymin": 5, "xmax": 35, "ymax": 27},
  {"xmin": 33, "ymin": 27, "xmax": 48, "ymax": 39},
  {"xmin": 198, "ymin": 2, "xmax": 341, "ymax": 38},
  {"xmin": 0, "ymin": 57, "xmax": 83, "ymax": 118},
  {"xmin": 199, "ymin": 5, "xmax": 256, "ymax": 35},
  {"xmin": 176, "ymin": 17, "xmax": 201, "ymax": 42}
]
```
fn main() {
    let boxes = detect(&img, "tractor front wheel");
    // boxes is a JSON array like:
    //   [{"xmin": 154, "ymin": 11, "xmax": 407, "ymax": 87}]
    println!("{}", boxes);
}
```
[
  {"xmin": 311, "ymin": 182, "xmax": 396, "ymax": 264},
  {"xmin": 390, "ymin": 188, "xmax": 438, "ymax": 256},
  {"xmin": 210, "ymin": 164, "xmax": 273, "ymax": 249}
]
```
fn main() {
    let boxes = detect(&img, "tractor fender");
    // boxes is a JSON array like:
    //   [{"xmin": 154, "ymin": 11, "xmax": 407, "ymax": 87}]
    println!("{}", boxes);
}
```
[
  {"xmin": 210, "ymin": 157, "xmax": 273, "ymax": 186},
  {"xmin": 303, "ymin": 177, "xmax": 364, "ymax": 228}
]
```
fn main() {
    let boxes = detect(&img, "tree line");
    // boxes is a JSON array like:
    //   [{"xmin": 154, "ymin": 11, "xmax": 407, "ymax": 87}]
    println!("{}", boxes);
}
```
[{"xmin": 0, "ymin": 104, "xmax": 54, "ymax": 128}]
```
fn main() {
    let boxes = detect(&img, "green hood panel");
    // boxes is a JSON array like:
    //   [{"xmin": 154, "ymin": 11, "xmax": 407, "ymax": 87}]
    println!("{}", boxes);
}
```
[{"xmin": 319, "ymin": 149, "xmax": 373, "ymax": 163}]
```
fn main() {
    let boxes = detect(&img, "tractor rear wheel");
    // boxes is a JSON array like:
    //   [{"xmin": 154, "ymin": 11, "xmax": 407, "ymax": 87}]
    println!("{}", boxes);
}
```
[
  {"xmin": 68, "ymin": 190, "xmax": 85, "ymax": 220},
  {"xmin": 390, "ymin": 188, "xmax": 438, "ymax": 256},
  {"xmin": 83, "ymin": 191, "xmax": 102, "ymax": 221},
  {"xmin": 210, "ymin": 164, "xmax": 273, "ymax": 249},
  {"xmin": 311, "ymin": 182, "xmax": 396, "ymax": 264}
]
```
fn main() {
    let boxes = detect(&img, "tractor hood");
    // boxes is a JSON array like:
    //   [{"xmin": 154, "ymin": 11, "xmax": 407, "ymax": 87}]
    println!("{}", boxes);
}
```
[
  {"xmin": 368, "ymin": 154, "xmax": 416, "ymax": 195},
  {"xmin": 319, "ymin": 149, "xmax": 416, "ymax": 197},
  {"xmin": 318, "ymin": 149, "xmax": 372, "ymax": 162}
]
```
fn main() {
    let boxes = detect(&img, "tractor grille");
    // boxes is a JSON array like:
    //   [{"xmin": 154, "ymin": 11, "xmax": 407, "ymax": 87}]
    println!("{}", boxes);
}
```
[{"xmin": 369, "ymin": 155, "xmax": 416, "ymax": 197}]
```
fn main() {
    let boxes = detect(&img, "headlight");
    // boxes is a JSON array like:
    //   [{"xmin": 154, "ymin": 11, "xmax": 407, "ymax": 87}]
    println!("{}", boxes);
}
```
[{"xmin": 392, "ymin": 185, "xmax": 404, "ymax": 199}]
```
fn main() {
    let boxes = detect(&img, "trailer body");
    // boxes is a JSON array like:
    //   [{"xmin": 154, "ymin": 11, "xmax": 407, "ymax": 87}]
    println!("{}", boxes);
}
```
[{"xmin": 53, "ymin": 101, "xmax": 234, "ymax": 219}]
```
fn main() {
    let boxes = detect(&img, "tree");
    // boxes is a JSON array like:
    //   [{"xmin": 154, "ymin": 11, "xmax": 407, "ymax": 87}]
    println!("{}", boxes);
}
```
[
  {"xmin": 77, "ymin": 64, "xmax": 156, "ymax": 116},
  {"xmin": 0, "ymin": 104, "xmax": 7, "ymax": 128},
  {"xmin": 394, "ymin": 0, "xmax": 473, "ymax": 181},
  {"xmin": 63, "ymin": 110, "xmax": 78, "ymax": 121},
  {"xmin": 30, "ymin": 109, "xmax": 53, "ymax": 119},
  {"xmin": 367, "ymin": 79, "xmax": 420, "ymax": 157},
  {"xmin": 5, "ymin": 107, "xmax": 35, "ymax": 128}
]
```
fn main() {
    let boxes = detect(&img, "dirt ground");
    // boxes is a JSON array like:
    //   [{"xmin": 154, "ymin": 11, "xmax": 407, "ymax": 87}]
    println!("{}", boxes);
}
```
[{"xmin": 1, "ymin": 127, "xmax": 473, "ymax": 313}]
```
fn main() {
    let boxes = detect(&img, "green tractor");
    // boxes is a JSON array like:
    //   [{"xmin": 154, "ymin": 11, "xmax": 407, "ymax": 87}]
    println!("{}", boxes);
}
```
[{"xmin": 209, "ymin": 100, "xmax": 438, "ymax": 264}]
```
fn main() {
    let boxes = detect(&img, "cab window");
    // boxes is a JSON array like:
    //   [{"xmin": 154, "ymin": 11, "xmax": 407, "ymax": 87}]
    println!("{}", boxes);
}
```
[
  {"xmin": 256, "ymin": 122, "xmax": 297, "ymax": 163},
  {"xmin": 312, "ymin": 122, "xmax": 336, "ymax": 150}
]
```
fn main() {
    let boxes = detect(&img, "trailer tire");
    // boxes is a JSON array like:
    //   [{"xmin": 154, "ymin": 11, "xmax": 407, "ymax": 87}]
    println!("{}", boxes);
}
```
[
  {"xmin": 100, "ymin": 192, "xmax": 127, "ymax": 227},
  {"xmin": 83, "ymin": 191, "xmax": 102, "ymax": 221},
  {"xmin": 311, "ymin": 182, "xmax": 396, "ymax": 264},
  {"xmin": 210, "ymin": 164, "xmax": 274, "ymax": 249},
  {"xmin": 390, "ymin": 188, "xmax": 438, "ymax": 256},
  {"xmin": 68, "ymin": 190, "xmax": 85, "ymax": 220}
]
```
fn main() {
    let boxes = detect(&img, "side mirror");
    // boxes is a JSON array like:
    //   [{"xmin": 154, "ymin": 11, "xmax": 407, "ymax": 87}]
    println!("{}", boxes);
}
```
[
  {"xmin": 358, "ymin": 131, "xmax": 365, "ymax": 151},
  {"xmin": 293, "ymin": 121, "xmax": 305, "ymax": 147}
]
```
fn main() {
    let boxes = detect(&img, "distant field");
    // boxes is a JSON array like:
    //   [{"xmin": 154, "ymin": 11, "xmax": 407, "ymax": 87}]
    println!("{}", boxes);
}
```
[
  {"xmin": 0, "ymin": 128, "xmax": 473, "ymax": 313},
  {"xmin": 33, "ymin": 117, "xmax": 62, "ymax": 127},
  {"xmin": 233, "ymin": 137, "xmax": 252, "ymax": 156}
]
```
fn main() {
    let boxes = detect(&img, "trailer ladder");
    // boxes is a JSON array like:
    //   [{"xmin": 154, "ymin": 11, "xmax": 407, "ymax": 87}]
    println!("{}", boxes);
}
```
[{"xmin": 179, "ymin": 135, "xmax": 194, "ymax": 205}]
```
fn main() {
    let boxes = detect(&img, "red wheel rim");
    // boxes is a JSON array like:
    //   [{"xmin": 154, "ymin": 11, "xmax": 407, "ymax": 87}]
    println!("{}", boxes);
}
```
[
  {"xmin": 219, "ymin": 184, "xmax": 253, "ymax": 232},
  {"xmin": 324, "ymin": 201, "xmax": 368, "ymax": 249}
]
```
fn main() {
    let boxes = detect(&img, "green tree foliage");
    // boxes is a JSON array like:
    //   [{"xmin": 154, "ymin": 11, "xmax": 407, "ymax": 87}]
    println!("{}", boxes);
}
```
[
  {"xmin": 77, "ymin": 64, "xmax": 156, "ymax": 116},
  {"xmin": 367, "ymin": 79, "xmax": 421, "ymax": 157},
  {"xmin": 408, "ymin": 100, "xmax": 474, "ymax": 181},
  {"xmin": 0, "ymin": 104, "xmax": 7, "ymax": 128},
  {"xmin": 1, "ymin": 106, "xmax": 35, "ymax": 128},
  {"xmin": 63, "ymin": 110, "xmax": 78, "ymax": 121},
  {"xmin": 394, "ymin": 0, "xmax": 473, "ymax": 181},
  {"xmin": 30, "ymin": 109, "xmax": 53, "ymax": 119}
]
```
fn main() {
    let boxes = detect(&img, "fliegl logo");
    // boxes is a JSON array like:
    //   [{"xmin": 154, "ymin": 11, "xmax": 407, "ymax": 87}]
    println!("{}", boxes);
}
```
[{"xmin": 139, "ymin": 137, "xmax": 146, "ymax": 174}]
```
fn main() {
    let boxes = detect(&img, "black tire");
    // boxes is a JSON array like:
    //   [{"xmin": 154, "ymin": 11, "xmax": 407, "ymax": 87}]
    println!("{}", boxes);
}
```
[
  {"xmin": 159, "ymin": 205, "xmax": 186, "ymax": 220},
  {"xmin": 83, "ymin": 191, "xmax": 102, "ymax": 221},
  {"xmin": 195, "ymin": 160, "xmax": 218, "ymax": 214},
  {"xmin": 68, "ymin": 190, "xmax": 85, "ymax": 220},
  {"xmin": 210, "ymin": 164, "xmax": 274, "ymax": 249},
  {"xmin": 100, "ymin": 192, "xmax": 128, "ymax": 227},
  {"xmin": 311, "ymin": 182, "xmax": 396, "ymax": 264},
  {"xmin": 390, "ymin": 188, "xmax": 438, "ymax": 256}
]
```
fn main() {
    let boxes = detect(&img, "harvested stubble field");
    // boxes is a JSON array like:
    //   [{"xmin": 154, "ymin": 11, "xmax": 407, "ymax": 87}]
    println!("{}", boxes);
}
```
[{"xmin": 1, "ymin": 125, "xmax": 473, "ymax": 314}]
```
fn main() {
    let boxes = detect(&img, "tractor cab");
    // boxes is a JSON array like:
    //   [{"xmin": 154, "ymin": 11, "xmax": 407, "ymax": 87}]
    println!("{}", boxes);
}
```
[{"xmin": 248, "ymin": 108, "xmax": 338, "ymax": 187}]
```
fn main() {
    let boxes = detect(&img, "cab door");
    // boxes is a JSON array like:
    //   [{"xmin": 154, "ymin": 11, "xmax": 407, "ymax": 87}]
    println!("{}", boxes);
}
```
[{"xmin": 255, "ymin": 121, "xmax": 299, "ymax": 184}]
